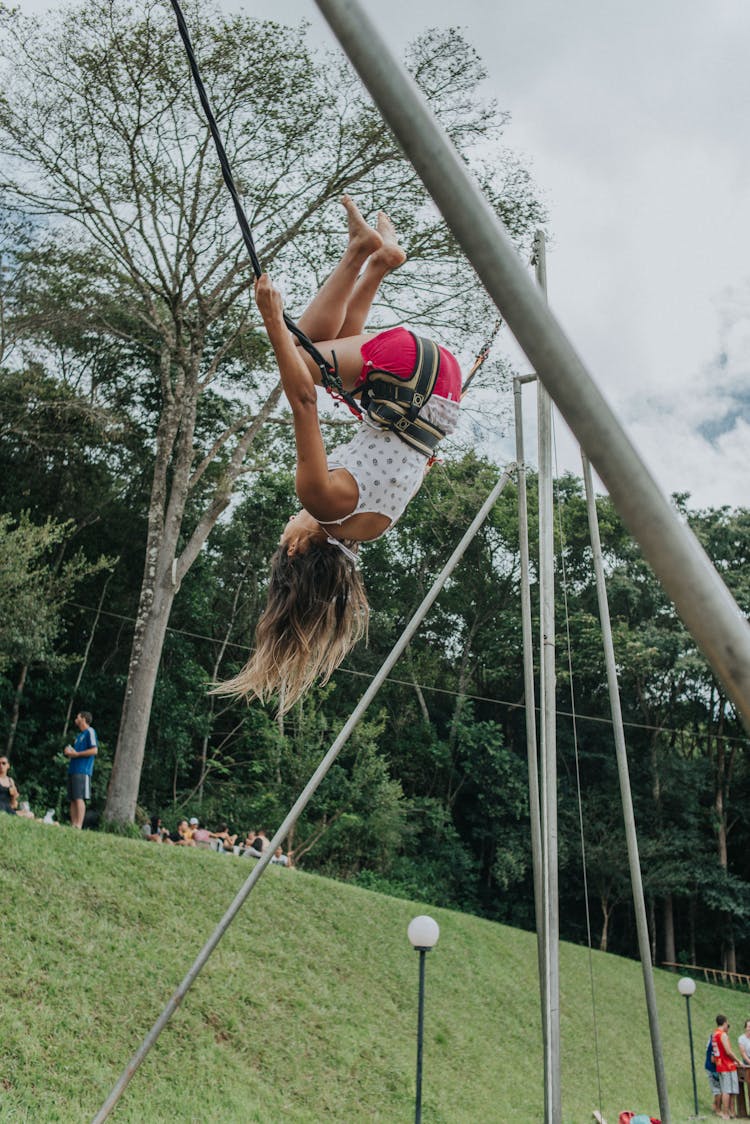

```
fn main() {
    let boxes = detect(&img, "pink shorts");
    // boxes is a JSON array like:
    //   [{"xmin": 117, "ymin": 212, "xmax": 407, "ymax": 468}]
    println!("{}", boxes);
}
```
[{"xmin": 358, "ymin": 327, "xmax": 462, "ymax": 402}]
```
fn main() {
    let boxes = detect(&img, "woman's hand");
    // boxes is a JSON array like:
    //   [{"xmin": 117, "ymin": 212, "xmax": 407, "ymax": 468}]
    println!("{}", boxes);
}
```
[{"xmin": 254, "ymin": 273, "xmax": 286, "ymax": 330}]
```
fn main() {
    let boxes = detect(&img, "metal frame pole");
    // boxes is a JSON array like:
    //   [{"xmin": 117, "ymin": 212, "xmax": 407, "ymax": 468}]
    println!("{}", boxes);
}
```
[
  {"xmin": 685, "ymin": 995, "xmax": 698, "ymax": 1117},
  {"xmin": 313, "ymin": 0, "xmax": 750, "ymax": 729},
  {"xmin": 582, "ymin": 454, "xmax": 671, "ymax": 1122},
  {"xmin": 513, "ymin": 376, "xmax": 545, "ymax": 988},
  {"xmin": 415, "ymin": 948, "xmax": 427, "ymax": 1124},
  {"xmin": 93, "ymin": 468, "xmax": 514, "ymax": 1123},
  {"xmin": 533, "ymin": 233, "xmax": 560, "ymax": 1124}
]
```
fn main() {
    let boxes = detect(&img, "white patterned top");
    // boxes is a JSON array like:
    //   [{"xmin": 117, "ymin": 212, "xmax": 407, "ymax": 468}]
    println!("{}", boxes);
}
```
[{"xmin": 324, "ymin": 396, "xmax": 460, "ymax": 535}]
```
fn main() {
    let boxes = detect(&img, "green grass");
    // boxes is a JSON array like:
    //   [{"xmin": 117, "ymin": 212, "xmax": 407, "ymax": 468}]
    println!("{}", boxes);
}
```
[{"xmin": 1, "ymin": 816, "xmax": 738, "ymax": 1122}]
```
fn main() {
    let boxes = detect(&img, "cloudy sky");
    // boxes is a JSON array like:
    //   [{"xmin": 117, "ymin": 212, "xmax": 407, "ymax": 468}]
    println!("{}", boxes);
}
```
[{"xmin": 17, "ymin": 0, "xmax": 750, "ymax": 508}]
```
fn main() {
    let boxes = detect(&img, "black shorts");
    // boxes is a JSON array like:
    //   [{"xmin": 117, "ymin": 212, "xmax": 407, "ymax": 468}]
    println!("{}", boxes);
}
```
[{"xmin": 67, "ymin": 774, "xmax": 91, "ymax": 802}]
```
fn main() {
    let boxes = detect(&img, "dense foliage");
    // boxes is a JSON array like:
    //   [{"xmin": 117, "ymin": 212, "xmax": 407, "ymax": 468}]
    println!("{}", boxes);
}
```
[{"xmin": 1, "ymin": 376, "xmax": 749, "ymax": 973}]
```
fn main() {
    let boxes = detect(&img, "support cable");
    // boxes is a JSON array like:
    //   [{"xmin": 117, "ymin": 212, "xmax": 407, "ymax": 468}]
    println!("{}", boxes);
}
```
[
  {"xmin": 461, "ymin": 316, "xmax": 502, "ymax": 398},
  {"xmin": 92, "ymin": 466, "xmax": 515, "ymax": 1124}
]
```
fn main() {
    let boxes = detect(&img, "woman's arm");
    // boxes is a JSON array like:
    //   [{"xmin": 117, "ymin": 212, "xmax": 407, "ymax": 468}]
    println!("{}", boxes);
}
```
[{"xmin": 255, "ymin": 275, "xmax": 357, "ymax": 519}]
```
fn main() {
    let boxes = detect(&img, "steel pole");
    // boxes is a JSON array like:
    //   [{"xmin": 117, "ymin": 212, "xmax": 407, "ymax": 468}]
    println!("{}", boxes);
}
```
[
  {"xmin": 534, "ymin": 233, "xmax": 560, "ymax": 1124},
  {"xmin": 513, "ymin": 377, "xmax": 545, "ymax": 1012},
  {"xmin": 582, "ymin": 454, "xmax": 671, "ymax": 1122},
  {"xmin": 93, "ymin": 468, "xmax": 514, "ymax": 1123},
  {"xmin": 685, "ymin": 996, "xmax": 698, "ymax": 1117},
  {"xmin": 415, "ymin": 949, "xmax": 427, "ymax": 1124},
  {"xmin": 313, "ymin": 0, "xmax": 750, "ymax": 729}
]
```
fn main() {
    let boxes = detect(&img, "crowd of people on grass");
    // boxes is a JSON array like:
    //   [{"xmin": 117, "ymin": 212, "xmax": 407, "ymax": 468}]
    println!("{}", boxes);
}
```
[
  {"xmin": 140, "ymin": 815, "xmax": 292, "ymax": 866},
  {"xmin": 1, "ymin": 713, "xmax": 292, "ymax": 868}
]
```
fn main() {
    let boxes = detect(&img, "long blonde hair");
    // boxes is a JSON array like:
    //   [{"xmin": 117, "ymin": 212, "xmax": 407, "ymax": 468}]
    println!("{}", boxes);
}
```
[{"xmin": 215, "ymin": 540, "xmax": 368, "ymax": 714}]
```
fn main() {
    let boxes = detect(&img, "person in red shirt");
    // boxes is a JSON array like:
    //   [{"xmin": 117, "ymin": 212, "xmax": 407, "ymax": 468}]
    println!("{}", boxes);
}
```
[{"xmin": 712, "ymin": 1014, "xmax": 741, "ymax": 1119}]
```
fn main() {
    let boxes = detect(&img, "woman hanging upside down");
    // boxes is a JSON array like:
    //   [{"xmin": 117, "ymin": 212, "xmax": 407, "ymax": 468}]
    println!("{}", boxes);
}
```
[{"xmin": 218, "ymin": 196, "xmax": 462, "ymax": 712}]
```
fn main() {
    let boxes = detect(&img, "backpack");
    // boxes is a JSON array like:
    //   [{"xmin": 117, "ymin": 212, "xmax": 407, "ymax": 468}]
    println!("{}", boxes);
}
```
[{"xmin": 705, "ymin": 1035, "xmax": 717, "ymax": 1074}]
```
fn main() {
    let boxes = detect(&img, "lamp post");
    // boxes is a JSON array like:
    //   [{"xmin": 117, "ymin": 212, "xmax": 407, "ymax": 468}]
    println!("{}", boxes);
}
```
[
  {"xmin": 678, "ymin": 976, "xmax": 698, "ymax": 1116},
  {"xmin": 407, "ymin": 915, "xmax": 440, "ymax": 1124}
]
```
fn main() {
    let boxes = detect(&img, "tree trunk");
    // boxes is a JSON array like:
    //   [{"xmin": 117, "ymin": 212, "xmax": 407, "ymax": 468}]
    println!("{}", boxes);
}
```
[
  {"xmin": 6, "ymin": 663, "xmax": 28, "ymax": 756},
  {"xmin": 105, "ymin": 366, "xmax": 194, "ymax": 824},
  {"xmin": 600, "ymin": 895, "xmax": 611, "ymax": 952},
  {"xmin": 105, "ymin": 574, "xmax": 177, "ymax": 823},
  {"xmin": 724, "ymin": 919, "xmax": 737, "ymax": 974},
  {"xmin": 663, "ymin": 894, "xmax": 676, "ymax": 965}
]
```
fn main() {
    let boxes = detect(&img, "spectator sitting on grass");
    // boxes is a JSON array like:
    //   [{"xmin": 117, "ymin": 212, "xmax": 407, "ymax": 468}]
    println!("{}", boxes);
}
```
[
  {"xmin": 242, "ymin": 830, "xmax": 262, "ymax": 858},
  {"xmin": 179, "ymin": 818, "xmax": 197, "ymax": 845},
  {"xmin": 271, "ymin": 846, "xmax": 291, "ymax": 867},
  {"xmin": 142, "ymin": 815, "xmax": 164, "ymax": 842},
  {"xmin": 255, "ymin": 829, "xmax": 271, "ymax": 854},
  {"xmin": 172, "ymin": 819, "xmax": 195, "ymax": 846},
  {"xmin": 0, "ymin": 756, "xmax": 19, "ymax": 815},
  {"xmin": 211, "ymin": 823, "xmax": 238, "ymax": 852},
  {"xmin": 192, "ymin": 821, "xmax": 212, "ymax": 844}
]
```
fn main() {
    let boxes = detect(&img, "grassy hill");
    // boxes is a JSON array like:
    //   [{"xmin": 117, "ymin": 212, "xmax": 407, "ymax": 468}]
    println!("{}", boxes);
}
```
[{"xmin": 2, "ymin": 816, "xmax": 740, "ymax": 1123}]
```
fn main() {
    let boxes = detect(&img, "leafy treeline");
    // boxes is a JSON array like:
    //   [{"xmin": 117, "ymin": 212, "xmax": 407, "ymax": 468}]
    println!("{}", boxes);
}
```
[{"xmin": 1, "ymin": 0, "xmax": 749, "ymax": 976}]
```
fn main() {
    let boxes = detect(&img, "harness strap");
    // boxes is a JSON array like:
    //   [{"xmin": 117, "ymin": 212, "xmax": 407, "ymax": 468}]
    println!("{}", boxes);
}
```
[
  {"xmin": 169, "ymin": 0, "xmax": 362, "ymax": 416},
  {"xmin": 365, "ymin": 400, "xmax": 445, "ymax": 456},
  {"xmin": 362, "ymin": 333, "xmax": 447, "ymax": 456}
]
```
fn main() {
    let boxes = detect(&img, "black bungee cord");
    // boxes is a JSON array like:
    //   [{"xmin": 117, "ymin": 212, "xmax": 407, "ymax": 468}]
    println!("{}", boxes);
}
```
[{"xmin": 168, "ymin": 0, "xmax": 363, "ymax": 417}]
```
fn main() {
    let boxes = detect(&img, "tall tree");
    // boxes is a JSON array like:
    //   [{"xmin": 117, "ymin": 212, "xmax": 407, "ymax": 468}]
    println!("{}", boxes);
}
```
[{"xmin": 0, "ymin": 0, "xmax": 543, "ymax": 821}]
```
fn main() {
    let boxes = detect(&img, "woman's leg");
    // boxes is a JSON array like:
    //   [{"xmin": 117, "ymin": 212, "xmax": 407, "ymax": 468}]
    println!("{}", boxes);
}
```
[
  {"xmin": 338, "ymin": 210, "xmax": 407, "ymax": 337},
  {"xmin": 296, "ymin": 196, "xmax": 382, "ymax": 342},
  {"xmin": 294, "ymin": 201, "xmax": 406, "ymax": 391},
  {"xmin": 296, "ymin": 333, "xmax": 373, "ymax": 391}
]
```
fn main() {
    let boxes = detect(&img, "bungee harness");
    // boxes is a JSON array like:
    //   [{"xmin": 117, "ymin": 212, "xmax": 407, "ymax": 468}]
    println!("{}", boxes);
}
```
[{"xmin": 360, "ymin": 332, "xmax": 445, "ymax": 457}]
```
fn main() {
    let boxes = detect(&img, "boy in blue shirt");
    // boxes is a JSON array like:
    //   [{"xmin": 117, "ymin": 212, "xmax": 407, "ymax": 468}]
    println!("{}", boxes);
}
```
[{"xmin": 64, "ymin": 711, "xmax": 98, "ymax": 829}]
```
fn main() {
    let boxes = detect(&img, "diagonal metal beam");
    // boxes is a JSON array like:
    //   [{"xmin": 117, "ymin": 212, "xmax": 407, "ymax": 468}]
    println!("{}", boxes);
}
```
[{"xmin": 314, "ymin": 0, "xmax": 750, "ymax": 738}]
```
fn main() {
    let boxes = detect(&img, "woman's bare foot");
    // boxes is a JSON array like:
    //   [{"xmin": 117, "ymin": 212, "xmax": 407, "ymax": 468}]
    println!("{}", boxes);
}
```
[
  {"xmin": 370, "ymin": 210, "xmax": 407, "ymax": 270},
  {"xmin": 342, "ymin": 194, "xmax": 382, "ymax": 256}
]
